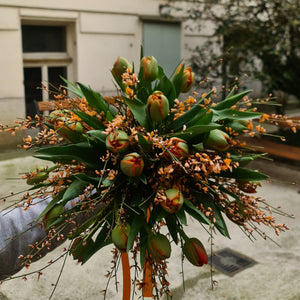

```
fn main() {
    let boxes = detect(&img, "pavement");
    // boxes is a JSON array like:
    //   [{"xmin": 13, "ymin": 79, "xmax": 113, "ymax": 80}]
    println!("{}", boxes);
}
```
[{"xmin": 0, "ymin": 152, "xmax": 299, "ymax": 300}]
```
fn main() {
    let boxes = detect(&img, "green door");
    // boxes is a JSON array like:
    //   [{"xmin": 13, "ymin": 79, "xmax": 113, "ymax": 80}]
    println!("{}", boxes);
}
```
[{"xmin": 143, "ymin": 21, "xmax": 181, "ymax": 77}]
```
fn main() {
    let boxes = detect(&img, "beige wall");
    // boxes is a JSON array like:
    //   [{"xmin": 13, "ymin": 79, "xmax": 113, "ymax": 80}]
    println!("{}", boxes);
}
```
[{"xmin": 0, "ymin": 1, "xmax": 210, "ymax": 128}]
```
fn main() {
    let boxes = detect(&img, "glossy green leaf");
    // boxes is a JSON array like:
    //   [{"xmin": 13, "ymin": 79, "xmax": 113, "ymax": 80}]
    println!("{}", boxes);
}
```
[
  {"xmin": 124, "ymin": 97, "xmax": 150, "ymax": 130},
  {"xmin": 165, "ymin": 215, "xmax": 179, "ymax": 244},
  {"xmin": 139, "ymin": 227, "xmax": 148, "ymax": 268},
  {"xmin": 173, "ymin": 124, "xmax": 221, "ymax": 141},
  {"xmin": 138, "ymin": 173, "xmax": 147, "ymax": 185},
  {"xmin": 192, "ymin": 142, "xmax": 204, "ymax": 152},
  {"xmin": 77, "ymin": 82, "xmax": 109, "ymax": 114},
  {"xmin": 155, "ymin": 75, "xmax": 176, "ymax": 108},
  {"xmin": 226, "ymin": 85, "xmax": 237, "ymax": 99},
  {"xmin": 192, "ymin": 190, "xmax": 230, "ymax": 238},
  {"xmin": 176, "ymin": 207, "xmax": 187, "ymax": 226},
  {"xmin": 169, "ymin": 90, "xmax": 213, "ymax": 131},
  {"xmin": 60, "ymin": 179, "xmax": 88, "ymax": 204},
  {"xmin": 73, "ymin": 173, "xmax": 99, "ymax": 186},
  {"xmin": 127, "ymin": 215, "xmax": 144, "ymax": 253},
  {"xmin": 106, "ymin": 110, "xmax": 113, "ymax": 122},
  {"xmin": 213, "ymin": 90, "xmax": 252, "ymax": 110},
  {"xmin": 36, "ymin": 188, "xmax": 67, "ymax": 221},
  {"xmin": 221, "ymin": 167, "xmax": 269, "ymax": 181},
  {"xmin": 73, "ymin": 110, "xmax": 105, "ymax": 130},
  {"xmin": 60, "ymin": 76, "xmax": 83, "ymax": 98},
  {"xmin": 192, "ymin": 110, "xmax": 213, "ymax": 126},
  {"xmin": 81, "ymin": 220, "xmax": 112, "ymax": 264},
  {"xmin": 137, "ymin": 133, "xmax": 152, "ymax": 153},
  {"xmin": 212, "ymin": 109, "xmax": 263, "ymax": 122},
  {"xmin": 68, "ymin": 214, "xmax": 99, "ymax": 239},
  {"xmin": 33, "ymin": 142, "xmax": 105, "ymax": 169},
  {"xmin": 87, "ymin": 130, "xmax": 107, "ymax": 144},
  {"xmin": 158, "ymin": 65, "xmax": 165, "ymax": 79},
  {"xmin": 183, "ymin": 199, "xmax": 212, "ymax": 227},
  {"xmin": 230, "ymin": 153, "xmax": 267, "ymax": 167}
]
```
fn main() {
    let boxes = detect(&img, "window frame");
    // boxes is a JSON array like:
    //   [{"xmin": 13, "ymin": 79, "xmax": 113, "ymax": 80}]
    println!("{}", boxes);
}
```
[{"xmin": 21, "ymin": 20, "xmax": 76, "ymax": 108}]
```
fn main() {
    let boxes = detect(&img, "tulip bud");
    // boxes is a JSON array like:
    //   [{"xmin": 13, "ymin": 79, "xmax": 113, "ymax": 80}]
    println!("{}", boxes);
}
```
[
  {"xmin": 48, "ymin": 109, "xmax": 64, "ymax": 124},
  {"xmin": 167, "ymin": 137, "xmax": 189, "ymax": 160},
  {"xmin": 112, "ymin": 56, "xmax": 132, "ymax": 81},
  {"xmin": 140, "ymin": 56, "xmax": 159, "ymax": 81},
  {"xmin": 70, "ymin": 236, "xmax": 94, "ymax": 262},
  {"xmin": 43, "ymin": 204, "xmax": 65, "ymax": 231},
  {"xmin": 26, "ymin": 166, "xmax": 48, "ymax": 185},
  {"xmin": 147, "ymin": 233, "xmax": 171, "ymax": 262},
  {"xmin": 147, "ymin": 91, "xmax": 169, "ymax": 121},
  {"xmin": 120, "ymin": 152, "xmax": 144, "ymax": 177},
  {"xmin": 161, "ymin": 188, "xmax": 184, "ymax": 213},
  {"xmin": 106, "ymin": 130, "xmax": 129, "ymax": 153},
  {"xmin": 183, "ymin": 237, "xmax": 208, "ymax": 267},
  {"xmin": 111, "ymin": 223, "xmax": 131, "ymax": 252},
  {"xmin": 205, "ymin": 129, "xmax": 229, "ymax": 151},
  {"xmin": 173, "ymin": 64, "xmax": 195, "ymax": 93}
]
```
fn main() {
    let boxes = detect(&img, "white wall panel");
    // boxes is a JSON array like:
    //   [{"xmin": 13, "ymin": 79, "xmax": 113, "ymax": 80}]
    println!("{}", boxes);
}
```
[{"xmin": 80, "ymin": 13, "xmax": 138, "ymax": 35}]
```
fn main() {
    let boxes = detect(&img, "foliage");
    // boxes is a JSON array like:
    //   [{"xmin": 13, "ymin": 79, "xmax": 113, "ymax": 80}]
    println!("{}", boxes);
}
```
[
  {"xmin": 182, "ymin": 0, "xmax": 300, "ymax": 104},
  {"xmin": 0, "ymin": 53, "xmax": 296, "ymax": 299}
]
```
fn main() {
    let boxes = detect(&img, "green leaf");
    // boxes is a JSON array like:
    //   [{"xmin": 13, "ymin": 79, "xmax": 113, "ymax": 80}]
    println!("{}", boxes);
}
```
[
  {"xmin": 172, "ymin": 124, "xmax": 221, "ymax": 141},
  {"xmin": 221, "ymin": 167, "xmax": 269, "ymax": 181},
  {"xmin": 36, "ymin": 188, "xmax": 67, "ymax": 221},
  {"xmin": 137, "ymin": 133, "xmax": 152, "ymax": 153},
  {"xmin": 192, "ymin": 142, "xmax": 204, "ymax": 152},
  {"xmin": 139, "ymin": 227, "xmax": 148, "ymax": 268},
  {"xmin": 106, "ymin": 110, "xmax": 113, "ymax": 122},
  {"xmin": 60, "ymin": 76, "xmax": 83, "ymax": 98},
  {"xmin": 183, "ymin": 199, "xmax": 212, "ymax": 227},
  {"xmin": 87, "ymin": 130, "xmax": 107, "ymax": 144},
  {"xmin": 81, "ymin": 221, "xmax": 112, "ymax": 264},
  {"xmin": 157, "ymin": 65, "xmax": 165, "ymax": 79},
  {"xmin": 155, "ymin": 75, "xmax": 176, "ymax": 108},
  {"xmin": 212, "ymin": 109, "xmax": 263, "ymax": 122},
  {"xmin": 138, "ymin": 173, "xmax": 147, "ymax": 185},
  {"xmin": 192, "ymin": 110, "xmax": 213, "ymax": 126},
  {"xmin": 165, "ymin": 215, "xmax": 179, "ymax": 244},
  {"xmin": 169, "ymin": 90, "xmax": 214, "ymax": 131},
  {"xmin": 176, "ymin": 208, "xmax": 187, "ymax": 226},
  {"xmin": 124, "ymin": 97, "xmax": 150, "ymax": 130},
  {"xmin": 192, "ymin": 190, "xmax": 230, "ymax": 238},
  {"xmin": 226, "ymin": 85, "xmax": 237, "ymax": 99},
  {"xmin": 213, "ymin": 90, "xmax": 252, "ymax": 110},
  {"xmin": 73, "ymin": 111, "xmax": 105, "ymax": 130},
  {"xmin": 127, "ymin": 215, "xmax": 144, "ymax": 252},
  {"xmin": 230, "ymin": 153, "xmax": 267, "ymax": 167},
  {"xmin": 68, "ymin": 214, "xmax": 99, "ymax": 239},
  {"xmin": 33, "ymin": 142, "xmax": 105, "ymax": 169},
  {"xmin": 60, "ymin": 179, "xmax": 88, "ymax": 205},
  {"xmin": 77, "ymin": 82, "xmax": 108, "ymax": 113},
  {"xmin": 73, "ymin": 173, "xmax": 99, "ymax": 186}
]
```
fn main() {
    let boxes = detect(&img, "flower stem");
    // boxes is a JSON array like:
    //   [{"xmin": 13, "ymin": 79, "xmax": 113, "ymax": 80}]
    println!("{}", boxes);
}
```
[
  {"xmin": 121, "ymin": 252, "xmax": 131, "ymax": 300},
  {"xmin": 143, "ymin": 252, "xmax": 153, "ymax": 297}
]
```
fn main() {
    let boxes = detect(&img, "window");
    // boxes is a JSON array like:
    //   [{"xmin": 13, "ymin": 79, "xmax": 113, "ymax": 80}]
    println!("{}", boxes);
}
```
[{"xmin": 22, "ymin": 23, "xmax": 74, "ymax": 117}]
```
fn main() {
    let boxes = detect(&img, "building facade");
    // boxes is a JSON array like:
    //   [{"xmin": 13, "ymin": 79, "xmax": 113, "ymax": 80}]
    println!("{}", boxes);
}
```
[{"xmin": 0, "ymin": 0, "xmax": 216, "ymax": 126}]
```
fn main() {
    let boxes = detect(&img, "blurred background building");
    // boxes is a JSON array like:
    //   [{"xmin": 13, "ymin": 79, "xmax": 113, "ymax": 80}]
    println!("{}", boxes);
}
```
[
  {"xmin": 0, "ymin": 0, "xmax": 299, "ymax": 152},
  {"xmin": 0, "ymin": 0, "xmax": 215, "ymax": 124}
]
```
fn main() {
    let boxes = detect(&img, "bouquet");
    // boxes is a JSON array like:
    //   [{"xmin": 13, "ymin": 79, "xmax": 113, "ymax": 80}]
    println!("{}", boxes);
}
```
[{"xmin": 1, "ymin": 53, "xmax": 296, "ymax": 299}]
